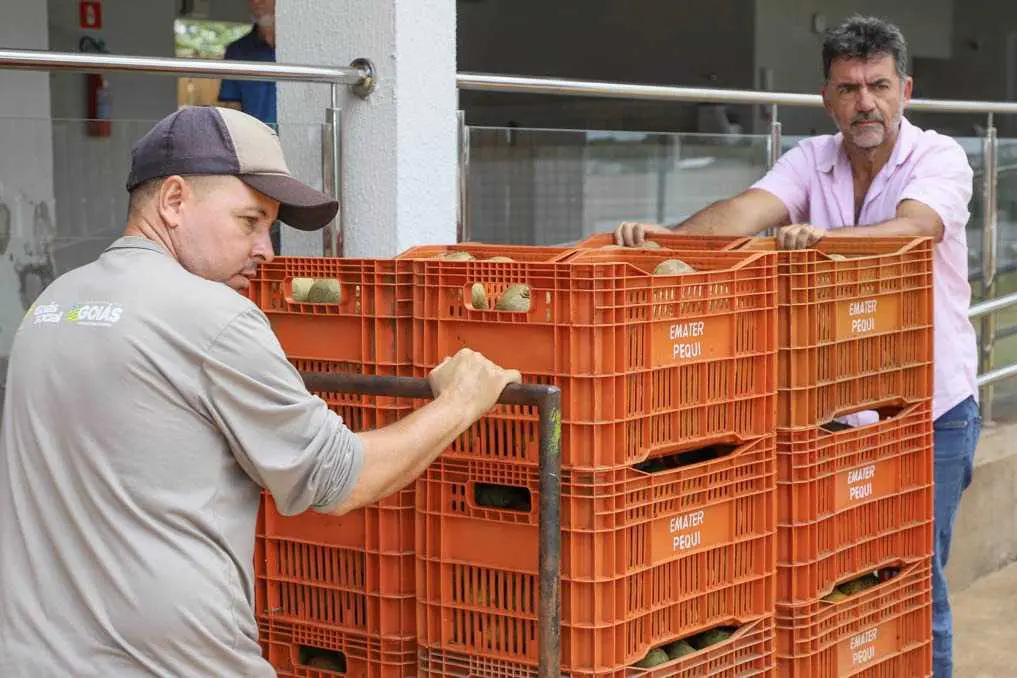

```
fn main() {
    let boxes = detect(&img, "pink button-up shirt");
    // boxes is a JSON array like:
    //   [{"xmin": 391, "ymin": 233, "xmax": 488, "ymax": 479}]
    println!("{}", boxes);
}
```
[{"xmin": 753, "ymin": 117, "xmax": 978, "ymax": 421}]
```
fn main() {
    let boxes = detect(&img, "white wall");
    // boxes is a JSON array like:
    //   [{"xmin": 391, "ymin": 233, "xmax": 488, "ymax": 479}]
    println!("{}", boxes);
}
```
[
  {"xmin": 47, "ymin": 0, "xmax": 178, "ymax": 275},
  {"xmin": 754, "ymin": 0, "xmax": 954, "ymax": 135}
]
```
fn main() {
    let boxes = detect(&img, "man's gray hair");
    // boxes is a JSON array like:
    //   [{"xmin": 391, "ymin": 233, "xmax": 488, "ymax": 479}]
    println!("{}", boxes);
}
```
[{"xmin": 822, "ymin": 15, "xmax": 908, "ymax": 81}]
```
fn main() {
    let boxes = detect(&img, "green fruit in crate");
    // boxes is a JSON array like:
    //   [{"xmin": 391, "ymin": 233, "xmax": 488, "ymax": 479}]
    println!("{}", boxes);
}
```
[
  {"xmin": 306, "ymin": 278, "xmax": 342, "ymax": 304},
  {"xmin": 305, "ymin": 654, "xmax": 345, "ymax": 671},
  {"xmin": 438, "ymin": 250, "xmax": 475, "ymax": 261},
  {"xmin": 837, "ymin": 573, "xmax": 878, "ymax": 596},
  {"xmin": 828, "ymin": 253, "xmax": 848, "ymax": 261},
  {"xmin": 634, "ymin": 648, "xmax": 671, "ymax": 668},
  {"xmin": 291, "ymin": 277, "xmax": 314, "ymax": 302},
  {"xmin": 642, "ymin": 240, "xmax": 663, "ymax": 249},
  {"xmin": 471, "ymin": 283, "xmax": 489, "ymax": 309},
  {"xmin": 823, "ymin": 589, "xmax": 849, "ymax": 602},
  {"xmin": 496, "ymin": 284, "xmax": 532, "ymax": 312},
  {"xmin": 691, "ymin": 628, "xmax": 733, "ymax": 650},
  {"xmin": 653, "ymin": 258, "xmax": 696, "ymax": 275},
  {"xmin": 487, "ymin": 256, "xmax": 515, "ymax": 262},
  {"xmin": 664, "ymin": 639, "xmax": 697, "ymax": 659}
]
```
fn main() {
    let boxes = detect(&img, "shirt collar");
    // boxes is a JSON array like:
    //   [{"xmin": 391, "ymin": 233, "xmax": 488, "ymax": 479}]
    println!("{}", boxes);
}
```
[
  {"xmin": 104, "ymin": 235, "xmax": 170, "ymax": 256},
  {"xmin": 818, "ymin": 116, "xmax": 918, "ymax": 173}
]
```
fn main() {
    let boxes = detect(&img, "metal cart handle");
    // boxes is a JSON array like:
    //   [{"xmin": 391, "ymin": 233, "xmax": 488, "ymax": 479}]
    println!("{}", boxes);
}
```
[{"xmin": 300, "ymin": 371, "xmax": 563, "ymax": 678}]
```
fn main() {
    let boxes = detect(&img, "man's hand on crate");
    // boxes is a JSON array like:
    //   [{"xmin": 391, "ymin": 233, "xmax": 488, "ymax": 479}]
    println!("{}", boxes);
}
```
[
  {"xmin": 614, "ymin": 221, "xmax": 671, "ymax": 246},
  {"xmin": 777, "ymin": 224, "xmax": 826, "ymax": 250},
  {"xmin": 332, "ymin": 349, "xmax": 520, "ymax": 516},
  {"xmin": 428, "ymin": 348, "xmax": 522, "ymax": 422}
]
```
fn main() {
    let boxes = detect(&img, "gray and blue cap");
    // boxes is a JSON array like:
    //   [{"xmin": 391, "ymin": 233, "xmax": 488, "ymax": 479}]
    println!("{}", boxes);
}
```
[{"xmin": 126, "ymin": 106, "xmax": 338, "ymax": 231}]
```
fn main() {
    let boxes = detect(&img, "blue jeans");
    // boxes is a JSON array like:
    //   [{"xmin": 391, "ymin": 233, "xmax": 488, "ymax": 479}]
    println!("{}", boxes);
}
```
[{"xmin": 932, "ymin": 395, "xmax": 981, "ymax": 678}]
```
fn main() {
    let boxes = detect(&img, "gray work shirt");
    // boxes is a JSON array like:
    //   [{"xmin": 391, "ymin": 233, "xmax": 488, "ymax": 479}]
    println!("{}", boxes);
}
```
[{"xmin": 0, "ymin": 236, "xmax": 364, "ymax": 676}]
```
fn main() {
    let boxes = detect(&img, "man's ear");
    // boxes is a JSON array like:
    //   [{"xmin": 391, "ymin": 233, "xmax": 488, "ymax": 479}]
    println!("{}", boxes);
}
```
[
  {"xmin": 902, "ymin": 75, "xmax": 914, "ymax": 105},
  {"xmin": 156, "ymin": 176, "xmax": 189, "ymax": 231}
]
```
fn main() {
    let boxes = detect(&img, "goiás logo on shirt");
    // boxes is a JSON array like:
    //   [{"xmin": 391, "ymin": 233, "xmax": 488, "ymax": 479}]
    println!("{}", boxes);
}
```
[
  {"xmin": 64, "ymin": 302, "xmax": 124, "ymax": 327},
  {"xmin": 27, "ymin": 303, "xmax": 62, "ymax": 326}
]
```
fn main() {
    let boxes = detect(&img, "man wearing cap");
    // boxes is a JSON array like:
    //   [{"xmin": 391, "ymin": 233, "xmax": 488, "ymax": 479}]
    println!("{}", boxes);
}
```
[
  {"xmin": 0, "ymin": 106, "xmax": 520, "ymax": 676},
  {"xmin": 615, "ymin": 17, "xmax": 977, "ymax": 677}
]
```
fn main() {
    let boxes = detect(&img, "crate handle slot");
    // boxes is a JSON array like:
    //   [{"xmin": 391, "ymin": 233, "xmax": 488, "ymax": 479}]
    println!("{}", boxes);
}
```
[
  {"xmin": 818, "ymin": 403, "xmax": 912, "ymax": 433},
  {"xmin": 462, "ymin": 282, "xmax": 533, "ymax": 314},
  {"xmin": 634, "ymin": 443, "xmax": 737, "ymax": 474},
  {"xmin": 474, "ymin": 482, "xmax": 532, "ymax": 512},
  {"xmin": 289, "ymin": 276, "xmax": 343, "ymax": 305},
  {"xmin": 297, "ymin": 645, "xmax": 347, "ymax": 674}
]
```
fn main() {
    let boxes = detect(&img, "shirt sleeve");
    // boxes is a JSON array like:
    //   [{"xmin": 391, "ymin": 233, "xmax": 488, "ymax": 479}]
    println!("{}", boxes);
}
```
[
  {"xmin": 218, "ymin": 43, "xmax": 242, "ymax": 102},
  {"xmin": 750, "ymin": 143, "xmax": 811, "ymax": 224},
  {"xmin": 198, "ymin": 308, "xmax": 364, "ymax": 516},
  {"xmin": 898, "ymin": 137, "xmax": 974, "ymax": 239}
]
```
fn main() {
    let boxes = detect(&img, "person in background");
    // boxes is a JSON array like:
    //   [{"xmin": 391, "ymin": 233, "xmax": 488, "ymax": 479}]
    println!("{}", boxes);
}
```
[
  {"xmin": 219, "ymin": 0, "xmax": 281, "ymax": 252},
  {"xmin": 615, "ymin": 16, "xmax": 978, "ymax": 678}
]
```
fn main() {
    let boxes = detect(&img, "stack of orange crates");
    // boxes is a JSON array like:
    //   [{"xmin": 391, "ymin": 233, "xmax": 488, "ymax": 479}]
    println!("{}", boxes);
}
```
[
  {"xmin": 247, "ymin": 256, "xmax": 420, "ymax": 677},
  {"xmin": 742, "ymin": 237, "xmax": 936, "ymax": 677},
  {"xmin": 403, "ymin": 241, "xmax": 779, "ymax": 676}
]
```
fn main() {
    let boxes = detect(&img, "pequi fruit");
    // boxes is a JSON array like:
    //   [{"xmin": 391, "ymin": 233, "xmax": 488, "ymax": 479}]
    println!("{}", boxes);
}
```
[
  {"xmin": 837, "ymin": 572, "xmax": 880, "ymax": 596},
  {"xmin": 823, "ymin": 589, "xmax": 849, "ymax": 603},
  {"xmin": 487, "ymin": 256, "xmax": 515, "ymax": 262},
  {"xmin": 306, "ymin": 278, "xmax": 342, "ymax": 304},
  {"xmin": 291, "ymin": 277, "xmax": 314, "ymax": 302},
  {"xmin": 653, "ymin": 258, "xmax": 696, "ymax": 275},
  {"xmin": 691, "ymin": 628, "xmax": 734, "ymax": 650},
  {"xmin": 664, "ymin": 639, "xmax": 697, "ymax": 659},
  {"xmin": 634, "ymin": 648, "xmax": 670, "ymax": 668},
  {"xmin": 495, "ymin": 284, "xmax": 531, "ymax": 312},
  {"xmin": 435, "ymin": 250, "xmax": 475, "ymax": 261},
  {"xmin": 305, "ymin": 654, "xmax": 345, "ymax": 671},
  {"xmin": 827, "ymin": 253, "xmax": 847, "ymax": 261},
  {"xmin": 470, "ymin": 283, "xmax": 488, "ymax": 309},
  {"xmin": 642, "ymin": 240, "xmax": 663, "ymax": 249}
]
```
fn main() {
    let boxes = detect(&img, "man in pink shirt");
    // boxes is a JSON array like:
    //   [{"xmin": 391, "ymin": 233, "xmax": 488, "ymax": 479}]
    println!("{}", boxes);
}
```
[{"xmin": 616, "ymin": 16, "xmax": 978, "ymax": 677}]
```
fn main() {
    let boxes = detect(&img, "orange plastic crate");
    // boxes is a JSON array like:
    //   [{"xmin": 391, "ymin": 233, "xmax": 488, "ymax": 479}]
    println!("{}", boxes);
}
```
[
  {"xmin": 740, "ymin": 237, "xmax": 933, "ymax": 427},
  {"xmin": 414, "ymin": 436, "xmax": 776, "ymax": 671},
  {"xmin": 247, "ymin": 257, "xmax": 414, "ymax": 368},
  {"xmin": 576, "ymin": 232, "xmax": 751, "ymax": 251},
  {"xmin": 418, "ymin": 615, "xmax": 776, "ymax": 677},
  {"xmin": 776, "ymin": 559, "xmax": 932, "ymax": 677},
  {"xmin": 261, "ymin": 621, "xmax": 417, "ymax": 678},
  {"xmin": 256, "ymin": 362, "xmax": 416, "ymax": 638},
  {"xmin": 396, "ymin": 242, "xmax": 578, "ymax": 262},
  {"xmin": 410, "ymin": 249, "xmax": 777, "ymax": 468},
  {"xmin": 777, "ymin": 403, "xmax": 934, "ymax": 603}
]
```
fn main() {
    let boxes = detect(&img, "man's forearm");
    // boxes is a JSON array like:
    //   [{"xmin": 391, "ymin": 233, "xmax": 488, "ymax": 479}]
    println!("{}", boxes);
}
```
[
  {"xmin": 668, "ymin": 200, "xmax": 739, "ymax": 234},
  {"xmin": 331, "ymin": 393, "xmax": 474, "ymax": 514},
  {"xmin": 827, "ymin": 216, "xmax": 944, "ymax": 241}
]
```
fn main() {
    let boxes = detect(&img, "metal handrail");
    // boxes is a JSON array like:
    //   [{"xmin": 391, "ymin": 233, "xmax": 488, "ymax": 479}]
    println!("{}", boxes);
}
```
[
  {"xmin": 969, "ymin": 292, "xmax": 1017, "ymax": 320},
  {"xmin": 457, "ymin": 72, "xmax": 1017, "ymax": 115},
  {"xmin": 299, "ymin": 371, "xmax": 563, "ymax": 678},
  {"xmin": 0, "ymin": 48, "xmax": 371, "ymax": 87}
]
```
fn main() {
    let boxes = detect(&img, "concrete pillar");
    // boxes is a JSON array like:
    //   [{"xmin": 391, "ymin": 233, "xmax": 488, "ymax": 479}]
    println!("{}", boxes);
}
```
[{"xmin": 277, "ymin": 0, "xmax": 458, "ymax": 258}]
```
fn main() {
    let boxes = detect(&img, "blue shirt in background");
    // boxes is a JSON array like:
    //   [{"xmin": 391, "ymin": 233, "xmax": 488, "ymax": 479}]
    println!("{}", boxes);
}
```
[{"xmin": 218, "ymin": 26, "xmax": 277, "ymax": 126}]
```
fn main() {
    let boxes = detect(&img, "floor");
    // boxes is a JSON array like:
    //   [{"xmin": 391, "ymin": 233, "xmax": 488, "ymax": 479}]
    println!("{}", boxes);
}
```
[{"xmin": 954, "ymin": 562, "xmax": 1017, "ymax": 678}]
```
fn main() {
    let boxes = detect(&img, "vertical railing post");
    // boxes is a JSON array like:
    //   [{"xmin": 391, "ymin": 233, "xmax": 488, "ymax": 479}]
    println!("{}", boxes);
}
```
[
  {"xmin": 322, "ymin": 83, "xmax": 343, "ymax": 257},
  {"xmin": 457, "ymin": 109, "xmax": 471, "ymax": 243},
  {"xmin": 768, "ymin": 103, "xmax": 782, "ymax": 169},
  {"xmin": 765, "ymin": 104, "xmax": 782, "ymax": 237},
  {"xmin": 980, "ymin": 113, "xmax": 999, "ymax": 422}
]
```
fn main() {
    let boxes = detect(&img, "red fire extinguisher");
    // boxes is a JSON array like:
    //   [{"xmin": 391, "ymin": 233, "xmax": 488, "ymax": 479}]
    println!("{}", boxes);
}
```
[{"xmin": 80, "ymin": 36, "xmax": 111, "ymax": 138}]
